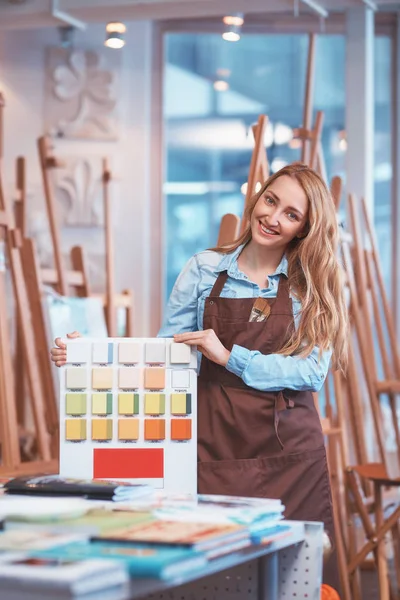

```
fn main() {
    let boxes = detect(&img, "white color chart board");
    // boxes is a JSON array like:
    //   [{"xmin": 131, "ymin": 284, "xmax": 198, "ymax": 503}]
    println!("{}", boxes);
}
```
[{"xmin": 59, "ymin": 338, "xmax": 197, "ymax": 494}]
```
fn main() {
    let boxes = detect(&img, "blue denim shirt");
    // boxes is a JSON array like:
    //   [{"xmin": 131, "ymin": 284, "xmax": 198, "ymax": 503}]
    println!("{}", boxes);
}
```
[{"xmin": 158, "ymin": 244, "xmax": 331, "ymax": 392}]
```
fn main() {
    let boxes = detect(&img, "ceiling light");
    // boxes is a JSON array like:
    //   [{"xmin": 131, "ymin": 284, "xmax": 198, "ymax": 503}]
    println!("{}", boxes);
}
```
[
  {"xmin": 105, "ymin": 22, "xmax": 126, "ymax": 49},
  {"xmin": 222, "ymin": 13, "xmax": 244, "ymax": 42},
  {"xmin": 214, "ymin": 80, "xmax": 229, "ymax": 92}
]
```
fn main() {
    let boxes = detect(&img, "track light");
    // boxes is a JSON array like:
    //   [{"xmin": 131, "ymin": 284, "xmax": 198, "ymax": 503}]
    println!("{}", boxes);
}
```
[
  {"xmin": 222, "ymin": 13, "xmax": 244, "ymax": 42},
  {"xmin": 105, "ymin": 22, "xmax": 126, "ymax": 49}
]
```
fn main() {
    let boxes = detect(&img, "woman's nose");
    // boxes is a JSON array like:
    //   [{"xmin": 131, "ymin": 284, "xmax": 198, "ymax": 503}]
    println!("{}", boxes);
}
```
[{"xmin": 267, "ymin": 210, "xmax": 279, "ymax": 226}]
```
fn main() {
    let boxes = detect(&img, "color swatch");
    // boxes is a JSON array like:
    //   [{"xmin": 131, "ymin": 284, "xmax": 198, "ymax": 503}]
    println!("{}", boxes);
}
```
[
  {"xmin": 144, "ymin": 368, "xmax": 165, "ymax": 390},
  {"xmin": 61, "ymin": 337, "xmax": 197, "ymax": 494},
  {"xmin": 118, "ymin": 419, "xmax": 139, "ymax": 441},
  {"xmin": 145, "ymin": 342, "xmax": 166, "ymax": 364},
  {"xmin": 92, "ymin": 342, "xmax": 114, "ymax": 364},
  {"xmin": 119, "ymin": 368, "xmax": 142, "ymax": 390},
  {"xmin": 118, "ymin": 343, "xmax": 141, "ymax": 364},
  {"xmin": 171, "ymin": 419, "xmax": 192, "ymax": 441},
  {"xmin": 170, "ymin": 342, "xmax": 191, "ymax": 364},
  {"xmin": 66, "ymin": 393, "xmax": 87, "ymax": 415},
  {"xmin": 92, "ymin": 368, "xmax": 113, "ymax": 390},
  {"xmin": 92, "ymin": 419, "xmax": 113, "ymax": 441},
  {"xmin": 92, "ymin": 393, "xmax": 113, "ymax": 415},
  {"xmin": 118, "ymin": 393, "xmax": 139, "ymax": 415},
  {"xmin": 171, "ymin": 370, "xmax": 190, "ymax": 389},
  {"xmin": 170, "ymin": 393, "xmax": 191, "ymax": 415},
  {"xmin": 144, "ymin": 393, "xmax": 165, "ymax": 415},
  {"xmin": 66, "ymin": 368, "xmax": 87, "ymax": 390},
  {"xmin": 144, "ymin": 419, "xmax": 165, "ymax": 441},
  {"xmin": 65, "ymin": 419, "xmax": 86, "ymax": 441}
]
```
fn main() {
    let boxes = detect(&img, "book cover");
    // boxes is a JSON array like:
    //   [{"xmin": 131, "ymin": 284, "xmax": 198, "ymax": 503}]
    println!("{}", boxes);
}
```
[
  {"xmin": 0, "ymin": 530, "xmax": 88, "ymax": 553},
  {"xmin": 4, "ymin": 475, "xmax": 153, "ymax": 501},
  {"xmin": 5, "ymin": 509, "xmax": 154, "ymax": 537},
  {"xmin": 0, "ymin": 496, "xmax": 95, "ymax": 523},
  {"xmin": 117, "ymin": 492, "xmax": 284, "ymax": 525},
  {"xmin": 33, "ymin": 540, "xmax": 207, "ymax": 580},
  {"xmin": 94, "ymin": 519, "xmax": 249, "ymax": 553},
  {"xmin": 0, "ymin": 555, "xmax": 128, "ymax": 596}
]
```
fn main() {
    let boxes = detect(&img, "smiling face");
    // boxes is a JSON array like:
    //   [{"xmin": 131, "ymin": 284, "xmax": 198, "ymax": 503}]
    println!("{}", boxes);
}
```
[{"xmin": 250, "ymin": 175, "xmax": 309, "ymax": 251}]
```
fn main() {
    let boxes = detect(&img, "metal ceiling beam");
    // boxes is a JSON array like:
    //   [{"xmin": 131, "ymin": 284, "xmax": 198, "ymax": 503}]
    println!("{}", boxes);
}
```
[
  {"xmin": 299, "ymin": 0, "xmax": 329, "ymax": 18},
  {"xmin": 360, "ymin": 0, "xmax": 378, "ymax": 10},
  {"xmin": 51, "ymin": 0, "xmax": 86, "ymax": 30}
]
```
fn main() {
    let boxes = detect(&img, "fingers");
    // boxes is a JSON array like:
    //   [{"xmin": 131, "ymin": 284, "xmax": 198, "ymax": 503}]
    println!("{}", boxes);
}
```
[
  {"xmin": 50, "ymin": 347, "xmax": 67, "ymax": 368},
  {"xmin": 54, "ymin": 337, "xmax": 66, "ymax": 350},
  {"xmin": 55, "ymin": 359, "xmax": 67, "ymax": 367},
  {"xmin": 174, "ymin": 330, "xmax": 210, "ymax": 342},
  {"xmin": 52, "ymin": 331, "xmax": 80, "ymax": 368}
]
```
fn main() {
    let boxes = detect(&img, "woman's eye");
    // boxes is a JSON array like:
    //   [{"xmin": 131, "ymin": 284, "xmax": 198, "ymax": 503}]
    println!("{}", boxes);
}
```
[
  {"xmin": 287, "ymin": 212, "xmax": 298, "ymax": 221},
  {"xmin": 265, "ymin": 196, "xmax": 275, "ymax": 205}
]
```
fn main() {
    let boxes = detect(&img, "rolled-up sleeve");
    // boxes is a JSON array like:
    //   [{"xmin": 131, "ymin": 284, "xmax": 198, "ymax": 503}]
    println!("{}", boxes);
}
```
[
  {"xmin": 226, "ymin": 344, "xmax": 331, "ymax": 392},
  {"xmin": 158, "ymin": 255, "xmax": 201, "ymax": 337}
]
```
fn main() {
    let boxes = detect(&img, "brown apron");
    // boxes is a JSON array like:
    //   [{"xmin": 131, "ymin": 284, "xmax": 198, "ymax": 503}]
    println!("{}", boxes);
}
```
[{"xmin": 197, "ymin": 271, "xmax": 339, "ymax": 590}]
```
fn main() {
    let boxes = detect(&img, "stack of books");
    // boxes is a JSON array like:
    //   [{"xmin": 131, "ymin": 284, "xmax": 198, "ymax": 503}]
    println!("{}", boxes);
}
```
[{"xmin": 0, "ymin": 476, "xmax": 291, "ymax": 599}]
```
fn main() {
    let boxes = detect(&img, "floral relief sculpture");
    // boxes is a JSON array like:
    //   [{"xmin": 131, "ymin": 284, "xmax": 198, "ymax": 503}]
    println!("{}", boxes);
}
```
[
  {"xmin": 45, "ymin": 49, "xmax": 118, "ymax": 140},
  {"xmin": 56, "ymin": 157, "xmax": 103, "ymax": 227}
]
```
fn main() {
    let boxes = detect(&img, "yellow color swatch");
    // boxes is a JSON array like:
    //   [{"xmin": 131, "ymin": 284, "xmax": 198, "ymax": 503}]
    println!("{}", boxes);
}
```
[
  {"xmin": 144, "ymin": 393, "xmax": 165, "ymax": 415},
  {"xmin": 92, "ymin": 393, "xmax": 113, "ymax": 415},
  {"xmin": 92, "ymin": 419, "xmax": 113, "ymax": 441},
  {"xmin": 170, "ymin": 393, "xmax": 191, "ymax": 415},
  {"xmin": 92, "ymin": 368, "xmax": 113, "ymax": 390},
  {"xmin": 65, "ymin": 419, "xmax": 86, "ymax": 441},
  {"xmin": 118, "ymin": 419, "xmax": 139, "ymax": 440},
  {"xmin": 118, "ymin": 393, "xmax": 139, "ymax": 415}
]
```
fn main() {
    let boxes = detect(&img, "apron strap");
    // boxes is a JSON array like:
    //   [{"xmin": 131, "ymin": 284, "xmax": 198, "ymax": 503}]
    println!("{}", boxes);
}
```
[
  {"xmin": 270, "ymin": 274, "xmax": 291, "ymax": 315},
  {"xmin": 209, "ymin": 271, "xmax": 229, "ymax": 297}
]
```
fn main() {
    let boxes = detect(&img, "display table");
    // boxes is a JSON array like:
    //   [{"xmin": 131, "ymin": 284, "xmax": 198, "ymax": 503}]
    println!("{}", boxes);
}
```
[{"xmin": 123, "ymin": 521, "xmax": 323, "ymax": 600}]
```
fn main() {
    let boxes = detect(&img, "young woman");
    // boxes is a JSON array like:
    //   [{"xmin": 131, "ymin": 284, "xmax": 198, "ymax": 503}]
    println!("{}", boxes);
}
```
[{"xmin": 51, "ymin": 163, "xmax": 348, "ymax": 590}]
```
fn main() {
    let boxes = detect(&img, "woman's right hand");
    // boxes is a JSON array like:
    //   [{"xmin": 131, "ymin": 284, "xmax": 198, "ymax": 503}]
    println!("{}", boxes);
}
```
[{"xmin": 50, "ymin": 331, "xmax": 81, "ymax": 367}]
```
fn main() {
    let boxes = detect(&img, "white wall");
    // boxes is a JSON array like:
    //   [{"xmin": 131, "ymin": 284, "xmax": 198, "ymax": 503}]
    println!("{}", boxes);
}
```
[{"xmin": 0, "ymin": 20, "xmax": 157, "ymax": 337}]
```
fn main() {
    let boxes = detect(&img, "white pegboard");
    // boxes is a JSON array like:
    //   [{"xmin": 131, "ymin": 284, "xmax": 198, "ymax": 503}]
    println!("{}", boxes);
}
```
[
  {"xmin": 279, "ymin": 522, "xmax": 323, "ymax": 599},
  {"xmin": 133, "ymin": 522, "xmax": 323, "ymax": 600},
  {"xmin": 145, "ymin": 560, "xmax": 259, "ymax": 600}
]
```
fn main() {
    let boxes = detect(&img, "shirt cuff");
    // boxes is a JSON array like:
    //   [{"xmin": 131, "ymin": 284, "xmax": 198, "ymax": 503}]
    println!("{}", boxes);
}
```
[{"xmin": 226, "ymin": 344, "xmax": 251, "ymax": 377}]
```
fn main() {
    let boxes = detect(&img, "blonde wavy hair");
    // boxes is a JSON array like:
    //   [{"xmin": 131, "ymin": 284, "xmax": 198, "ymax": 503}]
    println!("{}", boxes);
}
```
[{"xmin": 212, "ymin": 163, "xmax": 348, "ymax": 372}]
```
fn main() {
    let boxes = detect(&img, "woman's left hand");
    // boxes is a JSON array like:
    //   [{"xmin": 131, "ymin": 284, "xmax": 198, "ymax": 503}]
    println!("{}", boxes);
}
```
[{"xmin": 174, "ymin": 329, "xmax": 230, "ymax": 367}]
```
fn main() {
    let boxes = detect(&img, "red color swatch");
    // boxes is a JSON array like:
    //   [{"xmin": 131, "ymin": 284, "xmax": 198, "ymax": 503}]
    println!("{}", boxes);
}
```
[{"xmin": 93, "ymin": 448, "xmax": 164, "ymax": 478}]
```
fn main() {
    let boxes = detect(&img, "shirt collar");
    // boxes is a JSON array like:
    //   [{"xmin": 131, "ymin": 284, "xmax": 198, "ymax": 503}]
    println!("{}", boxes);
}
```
[{"xmin": 215, "ymin": 243, "xmax": 288, "ymax": 279}]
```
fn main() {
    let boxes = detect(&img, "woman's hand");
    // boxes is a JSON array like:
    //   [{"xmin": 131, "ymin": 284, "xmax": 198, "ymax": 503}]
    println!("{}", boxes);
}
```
[
  {"xmin": 50, "ymin": 331, "xmax": 81, "ymax": 367},
  {"xmin": 174, "ymin": 329, "xmax": 230, "ymax": 367}
]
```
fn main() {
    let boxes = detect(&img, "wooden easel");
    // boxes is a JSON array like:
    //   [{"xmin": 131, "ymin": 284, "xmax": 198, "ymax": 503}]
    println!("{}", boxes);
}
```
[
  {"xmin": 0, "ymin": 183, "xmax": 56, "ymax": 472},
  {"xmin": 336, "ymin": 205, "xmax": 400, "ymax": 598},
  {"xmin": 37, "ymin": 138, "xmax": 134, "ymax": 336},
  {"xmin": 0, "ymin": 93, "xmax": 58, "ymax": 475},
  {"xmin": 239, "ymin": 114, "xmax": 270, "ymax": 235},
  {"xmin": 14, "ymin": 156, "xmax": 27, "ymax": 424},
  {"xmin": 37, "ymin": 135, "xmax": 90, "ymax": 297},
  {"xmin": 217, "ymin": 214, "xmax": 240, "ymax": 246},
  {"xmin": 347, "ymin": 194, "xmax": 400, "ymax": 468}
]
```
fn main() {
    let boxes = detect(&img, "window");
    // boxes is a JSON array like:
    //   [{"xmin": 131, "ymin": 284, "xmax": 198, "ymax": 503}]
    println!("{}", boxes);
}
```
[{"xmin": 373, "ymin": 35, "xmax": 392, "ymax": 295}]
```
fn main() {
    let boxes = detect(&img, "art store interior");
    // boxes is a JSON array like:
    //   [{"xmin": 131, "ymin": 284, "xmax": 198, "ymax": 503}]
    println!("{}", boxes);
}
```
[{"xmin": 0, "ymin": 1, "xmax": 400, "ymax": 599}]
